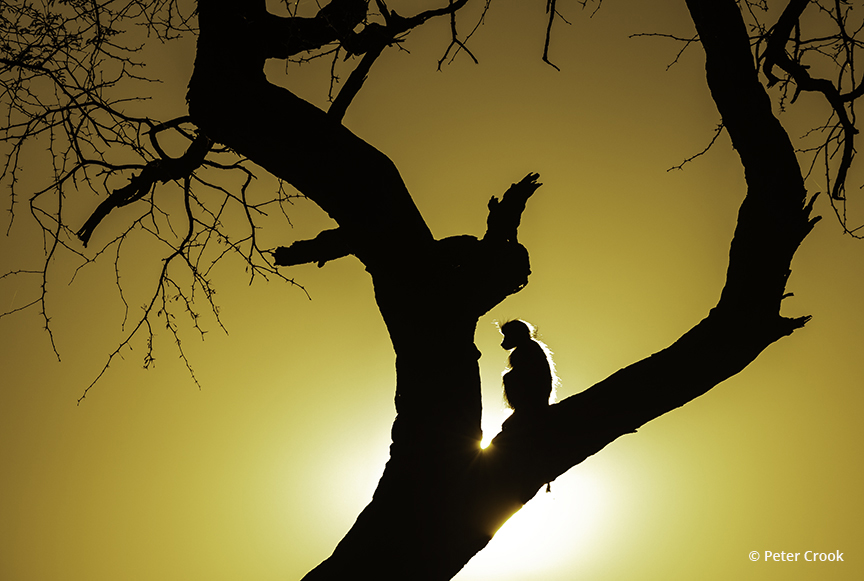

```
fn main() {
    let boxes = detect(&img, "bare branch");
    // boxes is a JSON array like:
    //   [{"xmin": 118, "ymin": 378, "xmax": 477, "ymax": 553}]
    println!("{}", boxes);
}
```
[
  {"xmin": 1, "ymin": 2, "xmax": 312, "ymax": 393},
  {"xmin": 327, "ymin": 0, "xmax": 472, "ymax": 119},
  {"xmin": 436, "ymin": 0, "xmax": 487, "ymax": 70},
  {"xmin": 668, "ymin": 122, "xmax": 725, "ymax": 171},
  {"xmin": 745, "ymin": 0, "xmax": 864, "ymax": 236},
  {"xmin": 77, "ymin": 127, "xmax": 212, "ymax": 245},
  {"xmin": 543, "ymin": 0, "xmax": 562, "ymax": 71},
  {"xmin": 630, "ymin": 32, "xmax": 701, "ymax": 70}
]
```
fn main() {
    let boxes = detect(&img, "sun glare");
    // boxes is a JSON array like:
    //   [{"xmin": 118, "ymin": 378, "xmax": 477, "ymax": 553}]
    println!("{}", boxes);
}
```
[
  {"xmin": 480, "ymin": 408, "xmax": 511, "ymax": 450},
  {"xmin": 455, "ymin": 470, "xmax": 614, "ymax": 580}
]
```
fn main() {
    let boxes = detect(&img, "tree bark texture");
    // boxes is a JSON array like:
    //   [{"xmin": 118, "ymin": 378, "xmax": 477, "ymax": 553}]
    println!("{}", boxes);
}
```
[{"xmin": 186, "ymin": 0, "xmax": 818, "ymax": 579}]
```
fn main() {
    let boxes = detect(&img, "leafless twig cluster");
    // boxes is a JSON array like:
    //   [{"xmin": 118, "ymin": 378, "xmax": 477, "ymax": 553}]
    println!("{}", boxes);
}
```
[
  {"xmin": 637, "ymin": 1, "xmax": 864, "ymax": 236},
  {"xmin": 748, "ymin": 0, "xmax": 864, "ymax": 236},
  {"xmin": 0, "ymin": 1, "xmax": 305, "ymax": 398},
  {"xmin": 0, "ymin": 0, "xmax": 498, "ymax": 396}
]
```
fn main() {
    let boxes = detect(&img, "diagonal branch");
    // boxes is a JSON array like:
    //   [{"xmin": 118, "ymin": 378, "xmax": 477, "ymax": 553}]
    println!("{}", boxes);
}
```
[{"xmin": 76, "ymin": 127, "xmax": 212, "ymax": 246}]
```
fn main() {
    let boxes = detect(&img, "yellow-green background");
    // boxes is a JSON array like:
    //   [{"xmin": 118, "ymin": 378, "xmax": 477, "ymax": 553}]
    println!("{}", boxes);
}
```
[{"xmin": 1, "ymin": 1, "xmax": 862, "ymax": 579}]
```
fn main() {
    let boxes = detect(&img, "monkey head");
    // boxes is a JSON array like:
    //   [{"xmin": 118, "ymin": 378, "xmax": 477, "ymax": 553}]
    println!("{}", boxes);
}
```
[{"xmin": 500, "ymin": 319, "xmax": 533, "ymax": 350}]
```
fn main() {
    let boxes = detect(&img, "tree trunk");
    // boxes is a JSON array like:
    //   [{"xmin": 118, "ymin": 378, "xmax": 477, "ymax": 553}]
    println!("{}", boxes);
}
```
[{"xmin": 186, "ymin": 0, "xmax": 818, "ymax": 579}]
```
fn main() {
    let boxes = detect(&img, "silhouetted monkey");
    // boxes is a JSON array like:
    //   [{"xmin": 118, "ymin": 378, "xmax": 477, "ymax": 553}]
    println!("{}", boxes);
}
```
[{"xmin": 500, "ymin": 320, "xmax": 554, "ymax": 414}]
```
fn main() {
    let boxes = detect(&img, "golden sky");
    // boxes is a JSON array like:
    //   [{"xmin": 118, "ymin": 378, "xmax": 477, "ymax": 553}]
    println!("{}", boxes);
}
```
[{"xmin": 1, "ymin": 1, "xmax": 862, "ymax": 580}]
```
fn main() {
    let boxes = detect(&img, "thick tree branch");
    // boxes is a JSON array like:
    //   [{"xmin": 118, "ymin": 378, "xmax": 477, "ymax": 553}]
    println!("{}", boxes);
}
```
[
  {"xmin": 690, "ymin": 0, "xmax": 819, "ymax": 316},
  {"xmin": 328, "ymin": 45, "xmax": 385, "ymax": 122},
  {"xmin": 257, "ymin": 0, "xmax": 367, "ymax": 60},
  {"xmin": 273, "ymin": 228, "xmax": 351, "ymax": 267},
  {"xmin": 189, "ymin": 0, "xmax": 437, "ymax": 272}
]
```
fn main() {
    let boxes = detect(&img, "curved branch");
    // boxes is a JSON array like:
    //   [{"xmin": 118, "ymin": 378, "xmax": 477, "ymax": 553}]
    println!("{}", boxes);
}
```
[
  {"xmin": 762, "ymin": 0, "xmax": 857, "ymax": 201},
  {"xmin": 76, "ymin": 131, "xmax": 212, "ymax": 246},
  {"xmin": 189, "ymin": 0, "xmax": 435, "ymax": 271}
]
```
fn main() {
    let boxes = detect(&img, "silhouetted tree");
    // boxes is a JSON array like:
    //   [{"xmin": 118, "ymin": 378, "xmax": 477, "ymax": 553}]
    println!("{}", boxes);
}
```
[{"xmin": 2, "ymin": 1, "xmax": 862, "ymax": 579}]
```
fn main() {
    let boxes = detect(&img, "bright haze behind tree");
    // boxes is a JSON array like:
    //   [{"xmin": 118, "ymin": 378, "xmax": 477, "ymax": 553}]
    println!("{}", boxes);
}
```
[{"xmin": 1, "ymin": 1, "xmax": 862, "ymax": 580}]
